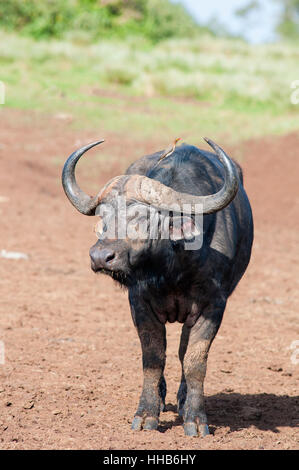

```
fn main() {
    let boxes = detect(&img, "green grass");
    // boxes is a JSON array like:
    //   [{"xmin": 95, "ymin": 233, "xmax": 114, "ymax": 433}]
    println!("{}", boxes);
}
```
[{"xmin": 1, "ymin": 30, "xmax": 299, "ymax": 145}]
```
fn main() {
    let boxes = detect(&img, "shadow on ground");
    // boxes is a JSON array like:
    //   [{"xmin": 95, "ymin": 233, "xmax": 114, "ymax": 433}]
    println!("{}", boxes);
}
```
[{"xmin": 158, "ymin": 394, "xmax": 298, "ymax": 434}]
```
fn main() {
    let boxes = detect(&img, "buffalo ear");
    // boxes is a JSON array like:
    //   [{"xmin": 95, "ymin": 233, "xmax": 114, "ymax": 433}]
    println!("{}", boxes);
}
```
[{"xmin": 170, "ymin": 216, "xmax": 201, "ymax": 241}]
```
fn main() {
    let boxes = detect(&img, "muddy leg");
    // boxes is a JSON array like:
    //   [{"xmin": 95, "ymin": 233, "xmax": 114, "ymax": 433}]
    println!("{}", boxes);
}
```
[
  {"xmin": 177, "ymin": 323, "xmax": 190, "ymax": 417},
  {"xmin": 180, "ymin": 303, "xmax": 225, "ymax": 437},
  {"xmin": 129, "ymin": 293, "xmax": 166, "ymax": 431}
]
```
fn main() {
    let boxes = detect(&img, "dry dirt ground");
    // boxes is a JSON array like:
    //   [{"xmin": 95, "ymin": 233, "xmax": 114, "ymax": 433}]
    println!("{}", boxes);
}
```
[{"xmin": 0, "ymin": 109, "xmax": 298, "ymax": 450}]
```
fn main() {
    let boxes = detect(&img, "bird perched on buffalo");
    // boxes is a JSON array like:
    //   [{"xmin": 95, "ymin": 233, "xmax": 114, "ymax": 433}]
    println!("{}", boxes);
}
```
[{"xmin": 156, "ymin": 137, "xmax": 181, "ymax": 166}]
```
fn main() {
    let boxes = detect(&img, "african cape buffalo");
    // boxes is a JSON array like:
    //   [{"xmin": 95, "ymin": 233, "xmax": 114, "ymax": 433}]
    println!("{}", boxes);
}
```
[{"xmin": 62, "ymin": 138, "xmax": 253, "ymax": 437}]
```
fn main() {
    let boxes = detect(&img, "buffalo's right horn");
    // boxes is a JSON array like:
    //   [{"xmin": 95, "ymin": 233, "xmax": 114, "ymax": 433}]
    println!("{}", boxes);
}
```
[{"xmin": 62, "ymin": 140, "xmax": 104, "ymax": 215}]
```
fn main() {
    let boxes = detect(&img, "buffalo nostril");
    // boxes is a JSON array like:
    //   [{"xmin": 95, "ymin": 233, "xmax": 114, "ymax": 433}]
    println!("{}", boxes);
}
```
[
  {"xmin": 105, "ymin": 251, "xmax": 115, "ymax": 263},
  {"xmin": 89, "ymin": 247, "xmax": 116, "ymax": 270}
]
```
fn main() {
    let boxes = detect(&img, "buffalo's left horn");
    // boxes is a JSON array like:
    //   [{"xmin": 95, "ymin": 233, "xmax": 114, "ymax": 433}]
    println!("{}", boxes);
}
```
[
  {"xmin": 62, "ymin": 140, "xmax": 104, "ymax": 215},
  {"xmin": 121, "ymin": 138, "xmax": 239, "ymax": 215}
]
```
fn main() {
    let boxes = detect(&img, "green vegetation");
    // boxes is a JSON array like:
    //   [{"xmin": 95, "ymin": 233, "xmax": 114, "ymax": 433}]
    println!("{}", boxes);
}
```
[
  {"xmin": 0, "ymin": 0, "xmax": 203, "ymax": 42},
  {"xmin": 1, "ymin": 29, "xmax": 298, "ymax": 145},
  {"xmin": 275, "ymin": 0, "xmax": 299, "ymax": 39},
  {"xmin": 237, "ymin": 0, "xmax": 299, "ymax": 41}
]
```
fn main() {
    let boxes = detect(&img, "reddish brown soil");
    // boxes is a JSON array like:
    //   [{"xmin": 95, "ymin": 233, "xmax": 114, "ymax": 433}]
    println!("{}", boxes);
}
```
[{"xmin": 0, "ymin": 109, "xmax": 298, "ymax": 450}]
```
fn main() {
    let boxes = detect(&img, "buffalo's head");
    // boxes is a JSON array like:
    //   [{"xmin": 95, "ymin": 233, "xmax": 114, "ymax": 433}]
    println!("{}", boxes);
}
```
[{"xmin": 62, "ymin": 139, "xmax": 238, "ymax": 287}]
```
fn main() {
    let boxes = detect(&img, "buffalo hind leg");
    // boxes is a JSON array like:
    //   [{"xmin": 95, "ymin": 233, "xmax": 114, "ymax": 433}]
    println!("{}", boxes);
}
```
[
  {"xmin": 177, "ymin": 323, "xmax": 189, "ymax": 418},
  {"xmin": 178, "ymin": 303, "xmax": 225, "ymax": 437},
  {"xmin": 129, "ymin": 295, "xmax": 166, "ymax": 431}
]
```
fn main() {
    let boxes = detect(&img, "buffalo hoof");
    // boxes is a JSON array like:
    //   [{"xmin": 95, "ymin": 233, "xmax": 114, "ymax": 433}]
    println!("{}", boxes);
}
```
[
  {"xmin": 143, "ymin": 417, "xmax": 159, "ymax": 430},
  {"xmin": 131, "ymin": 416, "xmax": 143, "ymax": 431},
  {"xmin": 199, "ymin": 423, "xmax": 210, "ymax": 437},
  {"xmin": 184, "ymin": 422, "xmax": 198, "ymax": 437},
  {"xmin": 184, "ymin": 421, "xmax": 209, "ymax": 437},
  {"xmin": 131, "ymin": 416, "xmax": 159, "ymax": 431}
]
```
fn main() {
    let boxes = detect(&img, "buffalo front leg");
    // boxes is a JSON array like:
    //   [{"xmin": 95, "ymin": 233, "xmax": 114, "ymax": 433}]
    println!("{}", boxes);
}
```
[
  {"xmin": 129, "ymin": 293, "xmax": 166, "ymax": 431},
  {"xmin": 178, "ymin": 303, "xmax": 225, "ymax": 437}
]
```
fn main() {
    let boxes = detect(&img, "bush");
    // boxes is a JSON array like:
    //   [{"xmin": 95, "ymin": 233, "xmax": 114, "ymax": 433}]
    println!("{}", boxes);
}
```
[{"xmin": 0, "ymin": 0, "xmax": 203, "ymax": 41}]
